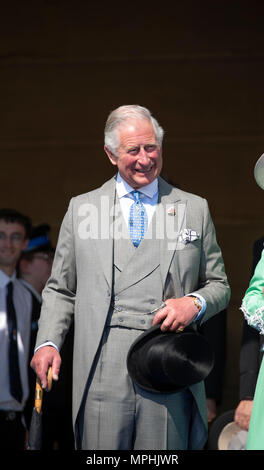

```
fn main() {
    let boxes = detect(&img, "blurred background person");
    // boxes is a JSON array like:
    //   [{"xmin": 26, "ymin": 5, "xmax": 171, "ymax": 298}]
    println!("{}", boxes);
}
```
[
  {"xmin": 198, "ymin": 309, "xmax": 227, "ymax": 424},
  {"xmin": 19, "ymin": 224, "xmax": 74, "ymax": 449},
  {"xmin": 0, "ymin": 208, "xmax": 32, "ymax": 450}
]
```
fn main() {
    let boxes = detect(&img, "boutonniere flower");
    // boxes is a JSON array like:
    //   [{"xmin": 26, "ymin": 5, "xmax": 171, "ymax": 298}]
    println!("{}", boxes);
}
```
[{"xmin": 167, "ymin": 207, "xmax": 176, "ymax": 216}]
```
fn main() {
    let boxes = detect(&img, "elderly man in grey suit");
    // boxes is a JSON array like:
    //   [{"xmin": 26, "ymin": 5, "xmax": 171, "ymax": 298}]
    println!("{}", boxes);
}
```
[{"xmin": 31, "ymin": 105, "xmax": 230, "ymax": 450}]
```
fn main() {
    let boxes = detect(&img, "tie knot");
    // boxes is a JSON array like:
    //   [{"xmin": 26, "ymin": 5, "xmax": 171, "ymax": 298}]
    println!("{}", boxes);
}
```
[{"xmin": 131, "ymin": 190, "xmax": 141, "ymax": 202}]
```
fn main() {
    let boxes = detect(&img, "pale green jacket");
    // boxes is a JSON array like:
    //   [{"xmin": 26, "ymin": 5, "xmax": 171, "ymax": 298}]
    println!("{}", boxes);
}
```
[{"xmin": 241, "ymin": 249, "xmax": 264, "ymax": 334}]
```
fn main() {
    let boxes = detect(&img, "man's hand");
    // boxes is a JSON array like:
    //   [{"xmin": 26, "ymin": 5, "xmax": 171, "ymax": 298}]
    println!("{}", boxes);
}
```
[
  {"xmin": 234, "ymin": 400, "xmax": 253, "ymax": 431},
  {"xmin": 152, "ymin": 297, "xmax": 200, "ymax": 332},
  {"xmin": 30, "ymin": 346, "xmax": 61, "ymax": 390}
]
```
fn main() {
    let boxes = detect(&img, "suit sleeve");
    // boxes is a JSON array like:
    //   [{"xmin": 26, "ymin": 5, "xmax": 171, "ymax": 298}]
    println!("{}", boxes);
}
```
[
  {"xmin": 193, "ymin": 198, "xmax": 231, "ymax": 323},
  {"xmin": 35, "ymin": 198, "xmax": 76, "ymax": 350}
]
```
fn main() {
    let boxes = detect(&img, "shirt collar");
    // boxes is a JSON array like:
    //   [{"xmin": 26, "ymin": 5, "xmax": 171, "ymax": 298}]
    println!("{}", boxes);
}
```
[
  {"xmin": 116, "ymin": 172, "xmax": 158, "ymax": 199},
  {"xmin": 20, "ymin": 279, "xmax": 42, "ymax": 303},
  {"xmin": 0, "ymin": 269, "xmax": 16, "ymax": 289}
]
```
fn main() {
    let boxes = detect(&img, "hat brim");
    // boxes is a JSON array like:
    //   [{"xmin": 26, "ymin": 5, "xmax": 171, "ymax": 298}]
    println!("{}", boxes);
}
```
[
  {"xmin": 254, "ymin": 154, "xmax": 264, "ymax": 190},
  {"xmin": 27, "ymin": 244, "xmax": 55, "ymax": 254},
  {"xmin": 207, "ymin": 410, "xmax": 236, "ymax": 450},
  {"xmin": 127, "ymin": 324, "xmax": 214, "ymax": 394}
]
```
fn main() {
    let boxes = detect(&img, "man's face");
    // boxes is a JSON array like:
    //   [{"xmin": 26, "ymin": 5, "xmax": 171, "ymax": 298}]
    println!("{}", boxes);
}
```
[
  {"xmin": 0, "ymin": 220, "xmax": 28, "ymax": 269},
  {"xmin": 105, "ymin": 119, "xmax": 163, "ymax": 189},
  {"xmin": 26, "ymin": 252, "xmax": 53, "ymax": 288}
]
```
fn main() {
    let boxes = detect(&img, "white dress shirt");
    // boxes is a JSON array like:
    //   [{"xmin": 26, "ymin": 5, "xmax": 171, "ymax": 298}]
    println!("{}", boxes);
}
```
[{"xmin": 0, "ymin": 270, "xmax": 32, "ymax": 411}]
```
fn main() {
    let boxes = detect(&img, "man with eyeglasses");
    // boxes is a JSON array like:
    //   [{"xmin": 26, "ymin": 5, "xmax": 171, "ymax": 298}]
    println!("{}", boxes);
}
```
[
  {"xmin": 19, "ymin": 225, "xmax": 74, "ymax": 449},
  {"xmin": 0, "ymin": 208, "xmax": 32, "ymax": 449},
  {"xmin": 18, "ymin": 224, "xmax": 54, "ymax": 301}
]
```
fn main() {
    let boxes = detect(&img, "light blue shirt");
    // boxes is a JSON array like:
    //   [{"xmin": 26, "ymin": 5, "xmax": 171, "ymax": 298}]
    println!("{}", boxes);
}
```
[
  {"xmin": 0, "ymin": 269, "xmax": 32, "ymax": 410},
  {"xmin": 116, "ymin": 172, "xmax": 158, "ymax": 228}
]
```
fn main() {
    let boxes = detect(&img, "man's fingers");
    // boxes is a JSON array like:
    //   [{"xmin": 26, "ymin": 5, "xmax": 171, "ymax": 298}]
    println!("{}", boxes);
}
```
[
  {"xmin": 51, "ymin": 355, "xmax": 61, "ymax": 381},
  {"xmin": 152, "ymin": 305, "xmax": 167, "ymax": 325},
  {"xmin": 152, "ymin": 297, "xmax": 198, "ymax": 332},
  {"xmin": 159, "ymin": 317, "xmax": 183, "ymax": 332},
  {"xmin": 31, "ymin": 346, "xmax": 61, "ymax": 388},
  {"xmin": 30, "ymin": 356, "xmax": 48, "ymax": 388},
  {"xmin": 153, "ymin": 305, "xmax": 182, "ymax": 332}
]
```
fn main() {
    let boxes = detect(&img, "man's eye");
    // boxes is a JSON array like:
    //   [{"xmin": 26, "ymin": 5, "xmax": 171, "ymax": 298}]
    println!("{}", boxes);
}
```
[
  {"xmin": 11, "ymin": 234, "xmax": 23, "ymax": 241},
  {"xmin": 144, "ymin": 145, "xmax": 156, "ymax": 153},
  {"xmin": 128, "ymin": 148, "xmax": 139, "ymax": 155}
]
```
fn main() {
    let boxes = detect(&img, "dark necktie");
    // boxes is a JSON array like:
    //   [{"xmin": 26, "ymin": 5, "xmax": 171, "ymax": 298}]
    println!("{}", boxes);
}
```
[{"xmin": 6, "ymin": 281, "xmax": 23, "ymax": 403}]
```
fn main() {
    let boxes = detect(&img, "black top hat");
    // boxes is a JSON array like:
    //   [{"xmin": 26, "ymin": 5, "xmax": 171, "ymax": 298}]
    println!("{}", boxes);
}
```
[
  {"xmin": 127, "ymin": 324, "xmax": 214, "ymax": 394},
  {"xmin": 207, "ymin": 409, "xmax": 248, "ymax": 450},
  {"xmin": 24, "ymin": 224, "xmax": 55, "ymax": 254}
]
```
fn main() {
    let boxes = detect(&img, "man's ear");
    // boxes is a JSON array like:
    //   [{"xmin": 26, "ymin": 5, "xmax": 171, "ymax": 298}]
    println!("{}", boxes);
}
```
[{"xmin": 104, "ymin": 145, "xmax": 118, "ymax": 166}]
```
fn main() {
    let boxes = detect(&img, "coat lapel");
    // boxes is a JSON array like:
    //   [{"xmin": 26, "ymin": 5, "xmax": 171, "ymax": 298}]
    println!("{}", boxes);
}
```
[
  {"xmin": 157, "ymin": 177, "xmax": 187, "ymax": 293},
  {"xmin": 90, "ymin": 176, "xmax": 116, "ymax": 290}
]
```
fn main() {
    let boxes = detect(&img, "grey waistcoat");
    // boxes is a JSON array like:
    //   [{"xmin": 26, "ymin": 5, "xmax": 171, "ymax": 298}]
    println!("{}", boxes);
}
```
[{"xmin": 107, "ymin": 201, "xmax": 164, "ymax": 331}]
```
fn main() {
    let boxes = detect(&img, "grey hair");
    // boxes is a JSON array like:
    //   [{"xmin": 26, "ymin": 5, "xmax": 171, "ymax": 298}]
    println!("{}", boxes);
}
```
[{"xmin": 104, "ymin": 105, "xmax": 164, "ymax": 155}]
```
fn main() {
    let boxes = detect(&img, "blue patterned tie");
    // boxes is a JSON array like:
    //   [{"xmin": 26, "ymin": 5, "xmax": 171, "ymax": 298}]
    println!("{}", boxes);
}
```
[{"xmin": 129, "ymin": 190, "xmax": 148, "ymax": 247}]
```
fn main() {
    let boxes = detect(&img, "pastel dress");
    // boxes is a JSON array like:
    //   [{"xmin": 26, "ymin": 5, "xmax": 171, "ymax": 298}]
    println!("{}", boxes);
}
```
[{"xmin": 241, "ymin": 249, "xmax": 264, "ymax": 449}]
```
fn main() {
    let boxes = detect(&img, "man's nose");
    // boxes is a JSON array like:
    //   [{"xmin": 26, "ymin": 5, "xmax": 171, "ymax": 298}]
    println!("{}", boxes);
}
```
[
  {"xmin": 4, "ymin": 237, "xmax": 13, "ymax": 248},
  {"xmin": 138, "ymin": 148, "xmax": 150, "ymax": 164}
]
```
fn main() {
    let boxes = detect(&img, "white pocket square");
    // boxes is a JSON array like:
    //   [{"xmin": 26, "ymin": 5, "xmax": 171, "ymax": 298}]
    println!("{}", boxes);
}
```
[{"xmin": 179, "ymin": 229, "xmax": 199, "ymax": 244}]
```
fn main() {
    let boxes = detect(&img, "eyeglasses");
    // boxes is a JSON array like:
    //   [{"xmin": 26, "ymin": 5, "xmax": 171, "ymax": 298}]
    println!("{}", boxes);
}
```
[
  {"xmin": 32, "ymin": 253, "xmax": 54, "ymax": 263},
  {"xmin": 0, "ymin": 232, "xmax": 25, "ymax": 242}
]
